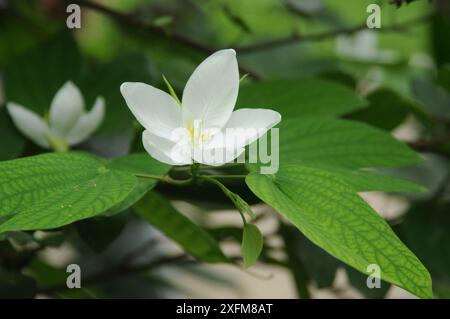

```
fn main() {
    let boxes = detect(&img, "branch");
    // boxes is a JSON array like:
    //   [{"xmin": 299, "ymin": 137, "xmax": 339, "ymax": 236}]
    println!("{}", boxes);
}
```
[
  {"xmin": 68, "ymin": 0, "xmax": 264, "ymax": 80},
  {"xmin": 235, "ymin": 14, "xmax": 432, "ymax": 53},
  {"xmin": 38, "ymin": 253, "xmax": 191, "ymax": 294}
]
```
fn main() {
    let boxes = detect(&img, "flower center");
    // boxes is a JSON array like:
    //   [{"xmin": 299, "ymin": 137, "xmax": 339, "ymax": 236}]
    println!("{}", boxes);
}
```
[{"xmin": 186, "ymin": 119, "xmax": 212, "ymax": 146}]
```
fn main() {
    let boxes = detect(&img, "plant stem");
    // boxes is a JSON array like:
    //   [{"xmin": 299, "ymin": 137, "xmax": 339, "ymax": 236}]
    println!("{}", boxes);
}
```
[
  {"xmin": 135, "ymin": 173, "xmax": 193, "ymax": 186},
  {"xmin": 206, "ymin": 175, "xmax": 247, "ymax": 180},
  {"xmin": 198, "ymin": 175, "xmax": 250, "ymax": 223}
]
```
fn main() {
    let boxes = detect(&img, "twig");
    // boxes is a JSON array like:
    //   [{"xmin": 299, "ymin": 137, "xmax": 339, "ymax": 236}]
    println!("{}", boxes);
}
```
[
  {"xmin": 235, "ymin": 14, "xmax": 432, "ymax": 53},
  {"xmin": 38, "ymin": 253, "xmax": 191, "ymax": 294},
  {"xmin": 67, "ymin": 0, "xmax": 264, "ymax": 80}
]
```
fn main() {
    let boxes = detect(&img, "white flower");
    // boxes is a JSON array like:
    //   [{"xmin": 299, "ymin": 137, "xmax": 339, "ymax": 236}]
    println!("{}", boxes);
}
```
[
  {"xmin": 7, "ymin": 81, "xmax": 105, "ymax": 150},
  {"xmin": 336, "ymin": 30, "xmax": 399, "ymax": 64},
  {"xmin": 120, "ymin": 49, "xmax": 281, "ymax": 166}
]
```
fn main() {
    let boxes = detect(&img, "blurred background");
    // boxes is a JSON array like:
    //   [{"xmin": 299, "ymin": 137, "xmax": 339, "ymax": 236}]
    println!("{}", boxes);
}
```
[{"xmin": 0, "ymin": 0, "xmax": 449, "ymax": 298}]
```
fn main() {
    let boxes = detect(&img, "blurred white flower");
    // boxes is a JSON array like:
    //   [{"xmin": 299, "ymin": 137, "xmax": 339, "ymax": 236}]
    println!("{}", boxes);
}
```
[
  {"xmin": 120, "ymin": 49, "xmax": 281, "ymax": 166},
  {"xmin": 336, "ymin": 30, "xmax": 400, "ymax": 64},
  {"xmin": 7, "ymin": 81, "xmax": 105, "ymax": 151}
]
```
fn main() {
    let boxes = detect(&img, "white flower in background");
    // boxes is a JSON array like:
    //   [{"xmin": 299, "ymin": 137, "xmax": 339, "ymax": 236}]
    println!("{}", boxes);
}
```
[
  {"xmin": 7, "ymin": 81, "xmax": 105, "ymax": 151},
  {"xmin": 336, "ymin": 30, "xmax": 400, "ymax": 64},
  {"xmin": 120, "ymin": 49, "xmax": 281, "ymax": 166}
]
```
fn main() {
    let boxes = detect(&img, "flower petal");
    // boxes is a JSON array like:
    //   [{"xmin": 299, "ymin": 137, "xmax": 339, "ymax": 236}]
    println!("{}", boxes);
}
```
[
  {"xmin": 120, "ymin": 82, "xmax": 182, "ymax": 140},
  {"xmin": 7, "ymin": 102, "xmax": 50, "ymax": 148},
  {"xmin": 182, "ymin": 49, "xmax": 239, "ymax": 130},
  {"xmin": 208, "ymin": 108, "xmax": 281, "ymax": 150},
  {"xmin": 49, "ymin": 81, "xmax": 84, "ymax": 136},
  {"xmin": 66, "ymin": 96, "xmax": 105, "ymax": 145},
  {"xmin": 193, "ymin": 145, "xmax": 246, "ymax": 166},
  {"xmin": 142, "ymin": 130, "xmax": 192, "ymax": 166}
]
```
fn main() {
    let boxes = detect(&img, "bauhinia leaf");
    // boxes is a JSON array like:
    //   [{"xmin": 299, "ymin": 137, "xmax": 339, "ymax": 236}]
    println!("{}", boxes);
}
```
[
  {"xmin": 0, "ymin": 152, "xmax": 136, "ymax": 233},
  {"xmin": 237, "ymin": 79, "xmax": 367, "ymax": 117},
  {"xmin": 296, "ymin": 164, "xmax": 426, "ymax": 193},
  {"xmin": 246, "ymin": 165, "xmax": 432, "ymax": 298},
  {"xmin": 242, "ymin": 223, "xmax": 263, "ymax": 268},
  {"xmin": 277, "ymin": 118, "xmax": 422, "ymax": 169},
  {"xmin": 134, "ymin": 192, "xmax": 228, "ymax": 263}
]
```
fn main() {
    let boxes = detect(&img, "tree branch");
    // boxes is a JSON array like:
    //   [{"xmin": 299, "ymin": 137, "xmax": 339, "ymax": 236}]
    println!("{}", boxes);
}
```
[
  {"xmin": 37, "ymin": 253, "xmax": 191, "ymax": 294},
  {"xmin": 235, "ymin": 14, "xmax": 432, "ymax": 53},
  {"xmin": 68, "ymin": 0, "xmax": 264, "ymax": 80}
]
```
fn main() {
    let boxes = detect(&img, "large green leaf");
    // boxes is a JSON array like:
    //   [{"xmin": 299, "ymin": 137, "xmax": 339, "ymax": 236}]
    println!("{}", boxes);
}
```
[
  {"xmin": 0, "ymin": 152, "xmax": 136, "ymax": 233},
  {"xmin": 3, "ymin": 31, "xmax": 81, "ymax": 115},
  {"xmin": 105, "ymin": 153, "xmax": 171, "ymax": 216},
  {"xmin": 246, "ymin": 165, "xmax": 432, "ymax": 298},
  {"xmin": 134, "ymin": 192, "xmax": 228, "ymax": 263},
  {"xmin": 293, "ymin": 164, "xmax": 426, "ymax": 193},
  {"xmin": 277, "ymin": 118, "xmax": 421, "ymax": 169},
  {"xmin": 237, "ymin": 79, "xmax": 367, "ymax": 117}
]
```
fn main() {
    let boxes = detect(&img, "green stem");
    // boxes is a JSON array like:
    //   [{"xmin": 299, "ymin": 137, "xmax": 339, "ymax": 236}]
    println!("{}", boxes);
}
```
[
  {"xmin": 198, "ymin": 175, "xmax": 250, "ymax": 224},
  {"xmin": 135, "ymin": 173, "xmax": 193, "ymax": 186},
  {"xmin": 206, "ymin": 175, "xmax": 247, "ymax": 180},
  {"xmin": 46, "ymin": 134, "xmax": 69, "ymax": 152}
]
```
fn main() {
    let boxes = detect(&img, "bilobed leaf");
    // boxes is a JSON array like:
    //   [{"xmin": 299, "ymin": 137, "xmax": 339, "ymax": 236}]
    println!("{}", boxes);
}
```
[
  {"xmin": 105, "ymin": 153, "xmax": 171, "ymax": 216},
  {"xmin": 237, "ymin": 79, "xmax": 367, "ymax": 117},
  {"xmin": 242, "ymin": 223, "xmax": 263, "ymax": 268},
  {"xmin": 134, "ymin": 192, "xmax": 228, "ymax": 263},
  {"xmin": 0, "ymin": 152, "xmax": 136, "ymax": 233},
  {"xmin": 246, "ymin": 165, "xmax": 432, "ymax": 298},
  {"xmin": 277, "ymin": 118, "xmax": 421, "ymax": 169}
]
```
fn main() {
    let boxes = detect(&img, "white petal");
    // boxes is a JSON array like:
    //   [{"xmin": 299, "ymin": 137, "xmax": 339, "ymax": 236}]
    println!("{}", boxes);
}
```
[
  {"xmin": 182, "ymin": 49, "xmax": 239, "ymax": 130},
  {"xmin": 49, "ymin": 81, "xmax": 84, "ymax": 136},
  {"xmin": 66, "ymin": 96, "xmax": 105, "ymax": 145},
  {"xmin": 208, "ymin": 108, "xmax": 281, "ymax": 150},
  {"xmin": 7, "ymin": 102, "xmax": 50, "ymax": 148},
  {"xmin": 193, "ymin": 145, "xmax": 245, "ymax": 166},
  {"xmin": 142, "ymin": 130, "xmax": 192, "ymax": 166},
  {"xmin": 120, "ymin": 82, "xmax": 182, "ymax": 140}
]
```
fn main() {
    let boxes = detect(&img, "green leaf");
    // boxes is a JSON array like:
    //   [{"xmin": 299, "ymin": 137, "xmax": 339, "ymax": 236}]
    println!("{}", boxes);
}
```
[
  {"xmin": 246, "ymin": 165, "xmax": 432, "ymax": 298},
  {"xmin": 104, "ymin": 153, "xmax": 171, "ymax": 216},
  {"xmin": 347, "ymin": 88, "xmax": 423, "ymax": 131},
  {"xmin": 134, "ymin": 192, "xmax": 228, "ymax": 263},
  {"xmin": 3, "ymin": 31, "xmax": 81, "ymax": 115},
  {"xmin": 237, "ymin": 79, "xmax": 367, "ymax": 117},
  {"xmin": 0, "ymin": 107, "xmax": 25, "ymax": 161},
  {"xmin": 296, "ymin": 164, "xmax": 426, "ymax": 193},
  {"xmin": 241, "ymin": 223, "xmax": 263, "ymax": 268},
  {"xmin": 0, "ymin": 152, "xmax": 136, "ymax": 233},
  {"xmin": 277, "ymin": 118, "xmax": 422, "ymax": 169}
]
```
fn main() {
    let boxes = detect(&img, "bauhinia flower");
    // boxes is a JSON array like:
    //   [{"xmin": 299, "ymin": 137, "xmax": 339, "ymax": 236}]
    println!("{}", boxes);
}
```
[
  {"xmin": 120, "ymin": 49, "xmax": 281, "ymax": 166},
  {"xmin": 7, "ymin": 81, "xmax": 105, "ymax": 151}
]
